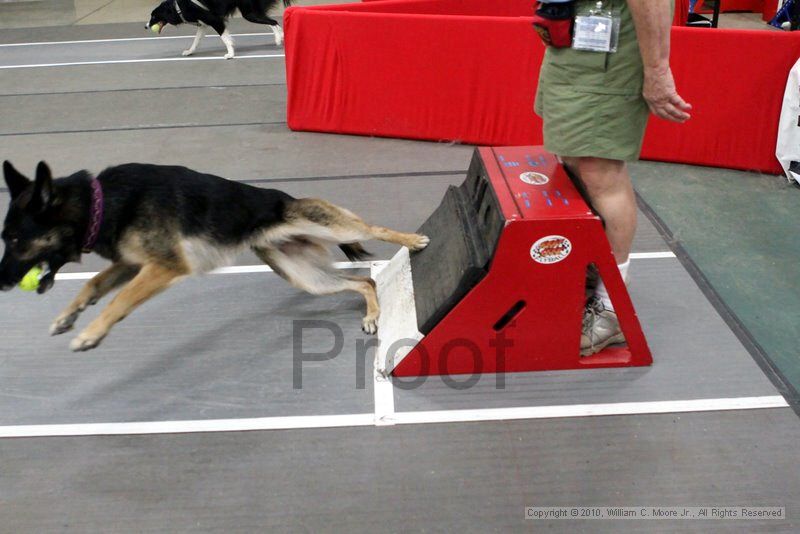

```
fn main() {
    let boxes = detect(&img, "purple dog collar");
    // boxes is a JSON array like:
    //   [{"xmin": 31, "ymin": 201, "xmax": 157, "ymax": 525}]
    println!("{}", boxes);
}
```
[{"xmin": 81, "ymin": 178, "xmax": 104, "ymax": 253}]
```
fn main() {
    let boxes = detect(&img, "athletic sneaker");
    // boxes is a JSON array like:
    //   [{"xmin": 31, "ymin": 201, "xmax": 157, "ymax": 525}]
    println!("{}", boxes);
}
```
[{"xmin": 580, "ymin": 297, "xmax": 625, "ymax": 356}]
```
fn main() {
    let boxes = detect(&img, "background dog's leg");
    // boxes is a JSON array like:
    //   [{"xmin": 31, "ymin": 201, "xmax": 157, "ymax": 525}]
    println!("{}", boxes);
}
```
[
  {"xmin": 50, "ymin": 262, "xmax": 140, "ymax": 336},
  {"xmin": 240, "ymin": 10, "xmax": 283, "ymax": 46},
  {"xmin": 253, "ymin": 242, "xmax": 380, "ymax": 334},
  {"xmin": 69, "ymin": 262, "xmax": 186, "ymax": 351},
  {"xmin": 183, "ymin": 25, "xmax": 206, "ymax": 56},
  {"xmin": 206, "ymin": 21, "xmax": 234, "ymax": 59},
  {"xmin": 219, "ymin": 29, "xmax": 235, "ymax": 59},
  {"xmin": 271, "ymin": 24, "xmax": 283, "ymax": 46}
]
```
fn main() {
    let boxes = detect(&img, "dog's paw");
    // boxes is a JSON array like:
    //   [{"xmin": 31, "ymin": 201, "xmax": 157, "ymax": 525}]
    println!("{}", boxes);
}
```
[
  {"xmin": 50, "ymin": 312, "xmax": 78, "ymax": 336},
  {"xmin": 69, "ymin": 332, "xmax": 105, "ymax": 352},
  {"xmin": 362, "ymin": 317, "xmax": 378, "ymax": 335},
  {"xmin": 181, "ymin": 49, "xmax": 194, "ymax": 57},
  {"xmin": 407, "ymin": 234, "xmax": 430, "ymax": 252},
  {"xmin": 224, "ymin": 52, "xmax": 234, "ymax": 60}
]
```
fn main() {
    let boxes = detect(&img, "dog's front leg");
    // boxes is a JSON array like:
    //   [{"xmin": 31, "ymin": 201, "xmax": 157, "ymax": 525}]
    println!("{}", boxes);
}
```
[
  {"xmin": 70, "ymin": 262, "xmax": 186, "ymax": 352},
  {"xmin": 220, "ymin": 29, "xmax": 235, "ymax": 59},
  {"xmin": 183, "ymin": 25, "xmax": 206, "ymax": 56},
  {"xmin": 50, "ymin": 262, "xmax": 140, "ymax": 336}
]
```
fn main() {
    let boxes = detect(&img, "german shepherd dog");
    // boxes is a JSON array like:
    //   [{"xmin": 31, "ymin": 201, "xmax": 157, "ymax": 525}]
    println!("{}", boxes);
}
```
[
  {"xmin": 146, "ymin": 0, "xmax": 291, "ymax": 59},
  {"xmin": 0, "ymin": 161, "xmax": 429, "ymax": 351}
]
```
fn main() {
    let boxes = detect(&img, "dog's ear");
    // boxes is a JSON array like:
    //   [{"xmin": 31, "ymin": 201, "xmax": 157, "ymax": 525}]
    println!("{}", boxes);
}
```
[
  {"xmin": 3, "ymin": 160, "xmax": 31, "ymax": 199},
  {"xmin": 28, "ymin": 161, "xmax": 54, "ymax": 212}
]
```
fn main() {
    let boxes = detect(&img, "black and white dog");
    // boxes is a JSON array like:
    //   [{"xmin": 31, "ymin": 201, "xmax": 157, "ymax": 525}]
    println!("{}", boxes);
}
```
[{"xmin": 147, "ymin": 0, "xmax": 292, "ymax": 59}]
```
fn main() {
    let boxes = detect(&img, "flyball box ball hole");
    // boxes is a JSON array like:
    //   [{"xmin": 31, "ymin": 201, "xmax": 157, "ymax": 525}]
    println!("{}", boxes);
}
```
[{"xmin": 492, "ymin": 300, "xmax": 527, "ymax": 332}]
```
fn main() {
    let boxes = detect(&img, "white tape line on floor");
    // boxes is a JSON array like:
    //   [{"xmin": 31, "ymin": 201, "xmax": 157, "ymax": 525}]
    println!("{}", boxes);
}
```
[
  {"xmin": 0, "ymin": 54, "xmax": 284, "ymax": 70},
  {"xmin": 629, "ymin": 251, "xmax": 677, "ymax": 259},
  {"xmin": 0, "ymin": 396, "xmax": 787, "ymax": 438},
  {"xmin": 0, "ymin": 413, "xmax": 376, "ymax": 438},
  {"xmin": 371, "ymin": 260, "xmax": 397, "ymax": 425},
  {"xmin": 53, "ymin": 252, "xmax": 674, "ymax": 282},
  {"xmin": 54, "ymin": 261, "xmax": 384, "ymax": 281},
  {"xmin": 388, "ymin": 396, "xmax": 790, "ymax": 425},
  {"xmin": 0, "ymin": 33, "xmax": 275, "ymax": 47}
]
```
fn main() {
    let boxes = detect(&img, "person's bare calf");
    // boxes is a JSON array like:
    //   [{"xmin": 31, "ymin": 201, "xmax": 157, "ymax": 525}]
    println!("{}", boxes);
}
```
[{"xmin": 563, "ymin": 156, "xmax": 636, "ymax": 355}]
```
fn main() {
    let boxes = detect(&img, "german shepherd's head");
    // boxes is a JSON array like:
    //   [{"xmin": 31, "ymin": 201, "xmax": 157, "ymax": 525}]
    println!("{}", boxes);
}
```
[{"xmin": 1, "ymin": 161, "xmax": 85, "ymax": 294}]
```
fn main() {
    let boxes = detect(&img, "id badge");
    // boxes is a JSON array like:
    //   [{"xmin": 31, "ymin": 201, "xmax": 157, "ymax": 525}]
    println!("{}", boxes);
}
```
[
  {"xmin": 572, "ymin": 2, "xmax": 620, "ymax": 53},
  {"xmin": 573, "ymin": 15, "xmax": 613, "ymax": 52}
]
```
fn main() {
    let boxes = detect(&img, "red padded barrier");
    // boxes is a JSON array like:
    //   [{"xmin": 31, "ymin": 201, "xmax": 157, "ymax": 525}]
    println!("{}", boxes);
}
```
[
  {"xmin": 285, "ymin": 8, "xmax": 543, "ymax": 146},
  {"xmin": 285, "ymin": 1, "xmax": 800, "ymax": 174},
  {"xmin": 642, "ymin": 28, "xmax": 800, "ymax": 173},
  {"xmin": 675, "ymin": 0, "xmax": 690, "ymax": 26},
  {"xmin": 303, "ymin": 0, "xmax": 535, "ymax": 16},
  {"xmin": 762, "ymin": 0, "xmax": 780, "ymax": 21}
]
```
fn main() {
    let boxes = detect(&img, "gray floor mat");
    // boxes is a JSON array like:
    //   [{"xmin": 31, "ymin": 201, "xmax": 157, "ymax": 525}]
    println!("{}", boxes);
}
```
[
  {"xmin": 1, "ymin": 85, "xmax": 286, "ymax": 135},
  {"xmin": 0, "ymin": 272, "xmax": 374, "ymax": 424},
  {"xmin": 0, "ymin": 27, "xmax": 279, "ymax": 67},
  {"xmin": 0, "ymin": 124, "xmax": 474, "ymax": 183},
  {"xmin": 0, "ymin": 409, "xmax": 797, "ymax": 533},
  {"xmin": 393, "ymin": 257, "xmax": 780, "ymax": 412},
  {"xmin": 1, "ymin": 61, "xmax": 284, "ymax": 96}
]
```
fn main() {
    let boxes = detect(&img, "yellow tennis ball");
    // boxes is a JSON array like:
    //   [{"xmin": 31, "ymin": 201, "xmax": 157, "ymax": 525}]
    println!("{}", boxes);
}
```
[
  {"xmin": 19, "ymin": 266, "xmax": 42, "ymax": 292},
  {"xmin": 151, "ymin": 23, "xmax": 162, "ymax": 33}
]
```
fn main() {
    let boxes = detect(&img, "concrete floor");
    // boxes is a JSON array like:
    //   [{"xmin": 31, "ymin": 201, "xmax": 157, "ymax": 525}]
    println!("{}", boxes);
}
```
[{"xmin": 717, "ymin": 11, "xmax": 778, "ymax": 30}]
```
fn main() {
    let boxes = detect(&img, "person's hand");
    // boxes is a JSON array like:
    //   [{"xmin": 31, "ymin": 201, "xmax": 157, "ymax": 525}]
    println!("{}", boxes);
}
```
[{"xmin": 643, "ymin": 66, "xmax": 692, "ymax": 123}]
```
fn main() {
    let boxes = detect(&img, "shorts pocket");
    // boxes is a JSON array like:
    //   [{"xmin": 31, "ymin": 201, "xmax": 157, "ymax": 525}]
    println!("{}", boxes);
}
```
[
  {"xmin": 547, "ymin": 46, "xmax": 608, "ymax": 76},
  {"xmin": 542, "ymin": 46, "xmax": 609, "ymax": 91}
]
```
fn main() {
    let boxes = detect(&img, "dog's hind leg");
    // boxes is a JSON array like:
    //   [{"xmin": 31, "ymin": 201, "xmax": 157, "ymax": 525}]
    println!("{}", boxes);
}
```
[
  {"xmin": 69, "ymin": 262, "xmax": 187, "ymax": 351},
  {"xmin": 368, "ymin": 225, "xmax": 430, "ymax": 251},
  {"xmin": 50, "ymin": 262, "xmax": 141, "ymax": 336},
  {"xmin": 287, "ymin": 198, "xmax": 431, "ymax": 252},
  {"xmin": 253, "ymin": 241, "xmax": 380, "ymax": 334},
  {"xmin": 183, "ymin": 25, "xmax": 206, "ymax": 56},
  {"xmin": 240, "ymin": 10, "xmax": 283, "ymax": 45},
  {"xmin": 271, "ymin": 24, "xmax": 283, "ymax": 46}
]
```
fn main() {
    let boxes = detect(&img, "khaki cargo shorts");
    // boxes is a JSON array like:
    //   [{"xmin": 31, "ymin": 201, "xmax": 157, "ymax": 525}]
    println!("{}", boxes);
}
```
[{"xmin": 534, "ymin": 0, "xmax": 655, "ymax": 162}]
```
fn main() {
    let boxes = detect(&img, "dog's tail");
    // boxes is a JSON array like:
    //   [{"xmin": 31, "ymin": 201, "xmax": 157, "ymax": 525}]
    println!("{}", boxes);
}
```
[{"xmin": 339, "ymin": 243, "xmax": 372, "ymax": 262}]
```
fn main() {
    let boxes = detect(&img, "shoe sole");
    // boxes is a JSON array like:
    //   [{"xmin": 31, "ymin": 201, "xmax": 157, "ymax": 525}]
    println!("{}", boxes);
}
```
[{"xmin": 580, "ymin": 333, "xmax": 626, "ymax": 357}]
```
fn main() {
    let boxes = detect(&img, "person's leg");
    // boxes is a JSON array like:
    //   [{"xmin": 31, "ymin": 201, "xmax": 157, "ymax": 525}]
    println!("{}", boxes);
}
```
[
  {"xmin": 562, "ymin": 155, "xmax": 635, "ymax": 355},
  {"xmin": 562, "ymin": 156, "xmax": 636, "ymax": 264}
]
